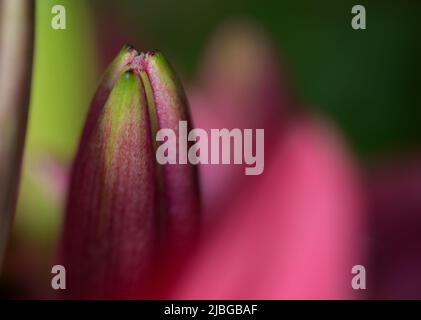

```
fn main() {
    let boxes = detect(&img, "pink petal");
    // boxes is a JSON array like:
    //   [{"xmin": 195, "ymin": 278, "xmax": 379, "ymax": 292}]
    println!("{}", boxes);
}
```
[{"xmin": 163, "ymin": 116, "xmax": 365, "ymax": 299}]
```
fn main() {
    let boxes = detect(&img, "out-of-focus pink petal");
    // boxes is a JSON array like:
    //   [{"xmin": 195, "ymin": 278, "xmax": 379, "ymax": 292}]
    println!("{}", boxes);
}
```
[
  {"xmin": 162, "ymin": 116, "xmax": 365, "ymax": 299},
  {"xmin": 189, "ymin": 19, "xmax": 293, "ymax": 214}
]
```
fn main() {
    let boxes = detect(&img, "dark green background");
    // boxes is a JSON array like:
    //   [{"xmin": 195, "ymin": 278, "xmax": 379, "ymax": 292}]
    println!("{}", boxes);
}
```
[{"xmin": 98, "ymin": 0, "xmax": 421, "ymax": 159}]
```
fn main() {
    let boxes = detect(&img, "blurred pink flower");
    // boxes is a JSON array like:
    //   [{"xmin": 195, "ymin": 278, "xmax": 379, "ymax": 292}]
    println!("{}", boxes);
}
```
[
  {"xmin": 147, "ymin": 115, "xmax": 365, "ymax": 299},
  {"xmin": 142, "ymin": 20, "xmax": 365, "ymax": 299},
  {"xmin": 189, "ymin": 21, "xmax": 290, "ymax": 213}
]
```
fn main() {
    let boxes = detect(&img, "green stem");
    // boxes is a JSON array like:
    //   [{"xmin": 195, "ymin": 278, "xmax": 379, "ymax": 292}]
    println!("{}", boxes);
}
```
[{"xmin": 0, "ymin": 0, "xmax": 35, "ymax": 269}]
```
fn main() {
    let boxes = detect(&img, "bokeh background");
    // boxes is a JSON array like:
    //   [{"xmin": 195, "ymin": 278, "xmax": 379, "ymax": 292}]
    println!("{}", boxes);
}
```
[{"xmin": 1, "ymin": 0, "xmax": 420, "ymax": 298}]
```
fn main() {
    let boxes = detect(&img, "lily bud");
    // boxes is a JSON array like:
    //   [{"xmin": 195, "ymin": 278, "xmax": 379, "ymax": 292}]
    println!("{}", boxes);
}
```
[{"xmin": 61, "ymin": 47, "xmax": 199, "ymax": 298}]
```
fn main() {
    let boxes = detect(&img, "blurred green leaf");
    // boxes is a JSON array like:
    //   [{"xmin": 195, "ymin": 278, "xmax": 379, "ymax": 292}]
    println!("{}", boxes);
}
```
[{"xmin": 15, "ymin": 0, "xmax": 98, "ymax": 244}]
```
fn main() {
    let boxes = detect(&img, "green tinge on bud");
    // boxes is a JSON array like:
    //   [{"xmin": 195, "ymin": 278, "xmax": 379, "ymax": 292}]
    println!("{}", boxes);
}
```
[
  {"xmin": 0, "ymin": 0, "xmax": 34, "ymax": 269},
  {"xmin": 61, "ymin": 47, "xmax": 200, "ymax": 298},
  {"xmin": 63, "ymin": 70, "xmax": 156, "ymax": 298},
  {"xmin": 80, "ymin": 45, "xmax": 138, "ymax": 147}
]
